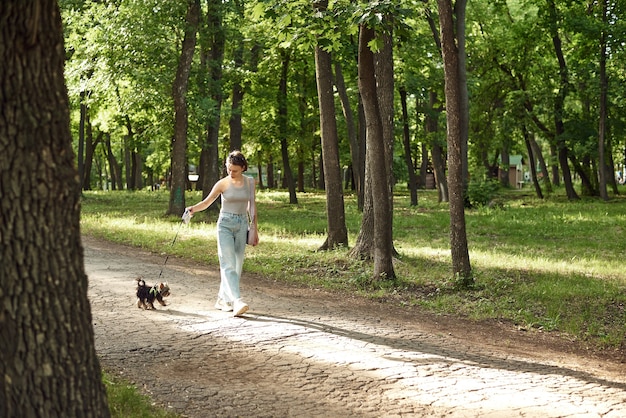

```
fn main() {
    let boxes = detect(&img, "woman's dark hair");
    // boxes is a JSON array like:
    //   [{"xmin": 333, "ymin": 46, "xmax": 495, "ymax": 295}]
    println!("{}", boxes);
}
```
[{"xmin": 226, "ymin": 150, "xmax": 248, "ymax": 172}]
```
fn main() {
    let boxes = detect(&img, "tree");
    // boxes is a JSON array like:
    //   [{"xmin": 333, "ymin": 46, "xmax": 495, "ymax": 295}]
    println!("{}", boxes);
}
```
[
  {"xmin": 545, "ymin": 0, "xmax": 579, "ymax": 201},
  {"xmin": 313, "ymin": 0, "xmax": 348, "ymax": 249},
  {"xmin": 359, "ymin": 23, "xmax": 395, "ymax": 280},
  {"xmin": 168, "ymin": 0, "xmax": 200, "ymax": 216},
  {"xmin": 399, "ymin": 86, "xmax": 419, "ymax": 205},
  {"xmin": 277, "ymin": 48, "xmax": 299, "ymax": 204},
  {"xmin": 598, "ymin": 0, "xmax": 609, "ymax": 201},
  {"xmin": 198, "ymin": 0, "xmax": 225, "ymax": 198},
  {"xmin": 1, "ymin": 0, "xmax": 109, "ymax": 415},
  {"xmin": 437, "ymin": 0, "xmax": 472, "ymax": 286}
]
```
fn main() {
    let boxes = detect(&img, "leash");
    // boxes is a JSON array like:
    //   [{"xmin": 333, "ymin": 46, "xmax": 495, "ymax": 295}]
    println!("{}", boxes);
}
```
[{"xmin": 156, "ymin": 209, "xmax": 190, "ymax": 281}]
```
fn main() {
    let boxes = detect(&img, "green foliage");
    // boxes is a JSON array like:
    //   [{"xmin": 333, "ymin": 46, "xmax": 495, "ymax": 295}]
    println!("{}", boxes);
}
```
[
  {"xmin": 466, "ymin": 179, "xmax": 500, "ymax": 208},
  {"xmin": 61, "ymin": 0, "xmax": 626, "ymax": 199},
  {"xmin": 82, "ymin": 188, "xmax": 626, "ymax": 350}
]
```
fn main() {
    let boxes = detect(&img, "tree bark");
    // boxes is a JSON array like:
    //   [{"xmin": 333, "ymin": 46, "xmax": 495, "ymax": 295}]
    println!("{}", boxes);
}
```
[
  {"xmin": 83, "ymin": 128, "xmax": 103, "ymax": 191},
  {"xmin": 200, "ymin": 0, "xmax": 224, "ymax": 199},
  {"xmin": 0, "ymin": 1, "xmax": 109, "ymax": 415},
  {"xmin": 334, "ymin": 60, "xmax": 363, "ymax": 206},
  {"xmin": 598, "ymin": 0, "xmax": 609, "ymax": 201},
  {"xmin": 278, "ymin": 49, "xmax": 298, "ymax": 204},
  {"xmin": 438, "ymin": 0, "xmax": 472, "ymax": 286},
  {"xmin": 349, "ymin": 159, "xmax": 375, "ymax": 260},
  {"xmin": 523, "ymin": 126, "xmax": 544, "ymax": 199},
  {"xmin": 314, "ymin": 0, "xmax": 348, "ymax": 249},
  {"xmin": 169, "ymin": 0, "xmax": 200, "ymax": 215},
  {"xmin": 228, "ymin": 0, "xmax": 245, "ymax": 152},
  {"xmin": 400, "ymin": 87, "xmax": 418, "ymax": 205},
  {"xmin": 455, "ymin": 0, "xmax": 470, "ymax": 187},
  {"xmin": 105, "ymin": 133, "xmax": 122, "ymax": 190},
  {"xmin": 358, "ymin": 25, "xmax": 395, "ymax": 280},
  {"xmin": 426, "ymin": 91, "xmax": 448, "ymax": 202},
  {"xmin": 546, "ymin": 0, "xmax": 578, "ymax": 200}
]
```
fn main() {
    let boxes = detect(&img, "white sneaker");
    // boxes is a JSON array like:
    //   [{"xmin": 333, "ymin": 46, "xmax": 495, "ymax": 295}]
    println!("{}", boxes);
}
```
[
  {"xmin": 214, "ymin": 298, "xmax": 233, "ymax": 312},
  {"xmin": 233, "ymin": 299, "xmax": 249, "ymax": 317}
]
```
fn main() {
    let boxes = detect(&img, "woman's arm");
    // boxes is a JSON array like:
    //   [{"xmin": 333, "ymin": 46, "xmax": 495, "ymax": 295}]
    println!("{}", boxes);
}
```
[{"xmin": 187, "ymin": 179, "xmax": 224, "ymax": 214}]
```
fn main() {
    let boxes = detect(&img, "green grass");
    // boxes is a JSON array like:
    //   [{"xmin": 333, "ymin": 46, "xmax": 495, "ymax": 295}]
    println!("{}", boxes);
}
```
[
  {"xmin": 81, "ymin": 187, "xmax": 626, "ymax": 351},
  {"xmin": 104, "ymin": 372, "xmax": 179, "ymax": 418}
]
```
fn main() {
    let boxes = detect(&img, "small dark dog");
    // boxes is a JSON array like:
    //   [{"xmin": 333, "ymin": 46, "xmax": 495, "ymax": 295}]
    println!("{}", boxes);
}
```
[{"xmin": 135, "ymin": 278, "xmax": 171, "ymax": 310}]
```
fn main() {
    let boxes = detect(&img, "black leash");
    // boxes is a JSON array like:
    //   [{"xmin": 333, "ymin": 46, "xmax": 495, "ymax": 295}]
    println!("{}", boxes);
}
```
[{"xmin": 156, "ymin": 209, "xmax": 190, "ymax": 281}]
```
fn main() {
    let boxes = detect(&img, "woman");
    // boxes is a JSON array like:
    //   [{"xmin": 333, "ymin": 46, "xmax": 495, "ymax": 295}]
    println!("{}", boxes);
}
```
[{"xmin": 186, "ymin": 150, "xmax": 258, "ymax": 316}]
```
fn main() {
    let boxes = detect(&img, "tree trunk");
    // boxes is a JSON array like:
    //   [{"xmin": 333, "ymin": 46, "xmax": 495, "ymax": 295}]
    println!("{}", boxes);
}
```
[
  {"xmin": 349, "ymin": 160, "xmax": 375, "ymax": 260},
  {"xmin": 547, "ymin": 0, "xmax": 578, "ymax": 200},
  {"xmin": 426, "ymin": 91, "xmax": 448, "ymax": 202},
  {"xmin": 523, "ymin": 126, "xmax": 543, "ymax": 199},
  {"xmin": 168, "ymin": 0, "xmax": 200, "ymax": 215},
  {"xmin": 83, "ymin": 128, "xmax": 103, "ymax": 191},
  {"xmin": 200, "ymin": 0, "xmax": 224, "ymax": 200},
  {"xmin": 314, "ymin": 2, "xmax": 348, "ymax": 250},
  {"xmin": 0, "ymin": 1, "xmax": 109, "ymax": 415},
  {"xmin": 400, "ymin": 87, "xmax": 418, "ymax": 206},
  {"xmin": 500, "ymin": 150, "xmax": 511, "ymax": 187},
  {"xmin": 529, "ymin": 134, "xmax": 552, "ymax": 193},
  {"xmin": 334, "ymin": 60, "xmax": 363, "ymax": 207},
  {"xmin": 357, "ymin": 96, "xmax": 367, "ymax": 210},
  {"xmin": 78, "ymin": 90, "xmax": 86, "ymax": 191},
  {"xmin": 598, "ymin": 0, "xmax": 609, "ymax": 201},
  {"xmin": 104, "ymin": 133, "xmax": 122, "ymax": 190},
  {"xmin": 374, "ymin": 24, "xmax": 396, "ymax": 228},
  {"xmin": 359, "ymin": 25, "xmax": 395, "ymax": 281},
  {"xmin": 278, "ymin": 49, "xmax": 298, "ymax": 204},
  {"xmin": 438, "ymin": 0, "xmax": 472, "ymax": 286},
  {"xmin": 228, "ymin": 0, "xmax": 245, "ymax": 152}
]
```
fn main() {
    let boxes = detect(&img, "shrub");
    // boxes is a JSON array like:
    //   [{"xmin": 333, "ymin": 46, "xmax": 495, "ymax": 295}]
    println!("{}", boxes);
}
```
[{"xmin": 466, "ymin": 179, "xmax": 499, "ymax": 208}]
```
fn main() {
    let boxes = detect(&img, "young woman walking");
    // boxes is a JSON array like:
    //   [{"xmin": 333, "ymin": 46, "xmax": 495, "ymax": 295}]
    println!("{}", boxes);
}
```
[{"xmin": 186, "ymin": 150, "xmax": 258, "ymax": 316}]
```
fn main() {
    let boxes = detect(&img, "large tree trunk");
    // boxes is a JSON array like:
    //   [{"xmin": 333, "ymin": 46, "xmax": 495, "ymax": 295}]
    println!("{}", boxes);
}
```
[
  {"xmin": 374, "ymin": 23, "xmax": 396, "ymax": 230},
  {"xmin": 438, "ymin": 0, "xmax": 472, "ymax": 286},
  {"xmin": 359, "ymin": 25, "xmax": 395, "ymax": 281},
  {"xmin": 314, "ymin": 0, "xmax": 348, "ymax": 250},
  {"xmin": 0, "ymin": 1, "xmax": 109, "ymax": 415},
  {"xmin": 168, "ymin": 0, "xmax": 200, "ymax": 215}
]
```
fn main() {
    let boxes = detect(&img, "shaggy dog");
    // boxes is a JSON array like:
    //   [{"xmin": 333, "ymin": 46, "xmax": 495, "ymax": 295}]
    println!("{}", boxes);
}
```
[{"xmin": 135, "ymin": 278, "xmax": 170, "ymax": 310}]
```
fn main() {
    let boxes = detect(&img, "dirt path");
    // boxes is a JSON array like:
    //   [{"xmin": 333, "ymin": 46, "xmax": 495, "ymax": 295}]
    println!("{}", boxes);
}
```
[{"xmin": 84, "ymin": 235, "xmax": 626, "ymax": 417}]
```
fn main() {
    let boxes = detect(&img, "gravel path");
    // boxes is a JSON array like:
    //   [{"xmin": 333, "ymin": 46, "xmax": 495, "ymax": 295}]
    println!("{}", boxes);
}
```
[{"xmin": 84, "ymin": 236, "xmax": 626, "ymax": 417}]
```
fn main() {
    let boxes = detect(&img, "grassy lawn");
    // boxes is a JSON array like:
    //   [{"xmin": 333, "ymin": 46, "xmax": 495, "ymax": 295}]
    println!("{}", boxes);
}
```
[
  {"xmin": 81, "ymin": 187, "xmax": 626, "ymax": 351},
  {"xmin": 104, "ymin": 372, "xmax": 179, "ymax": 418}
]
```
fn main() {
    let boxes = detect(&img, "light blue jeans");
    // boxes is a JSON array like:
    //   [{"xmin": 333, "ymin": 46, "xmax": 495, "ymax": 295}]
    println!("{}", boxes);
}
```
[{"xmin": 216, "ymin": 212, "xmax": 248, "ymax": 303}]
